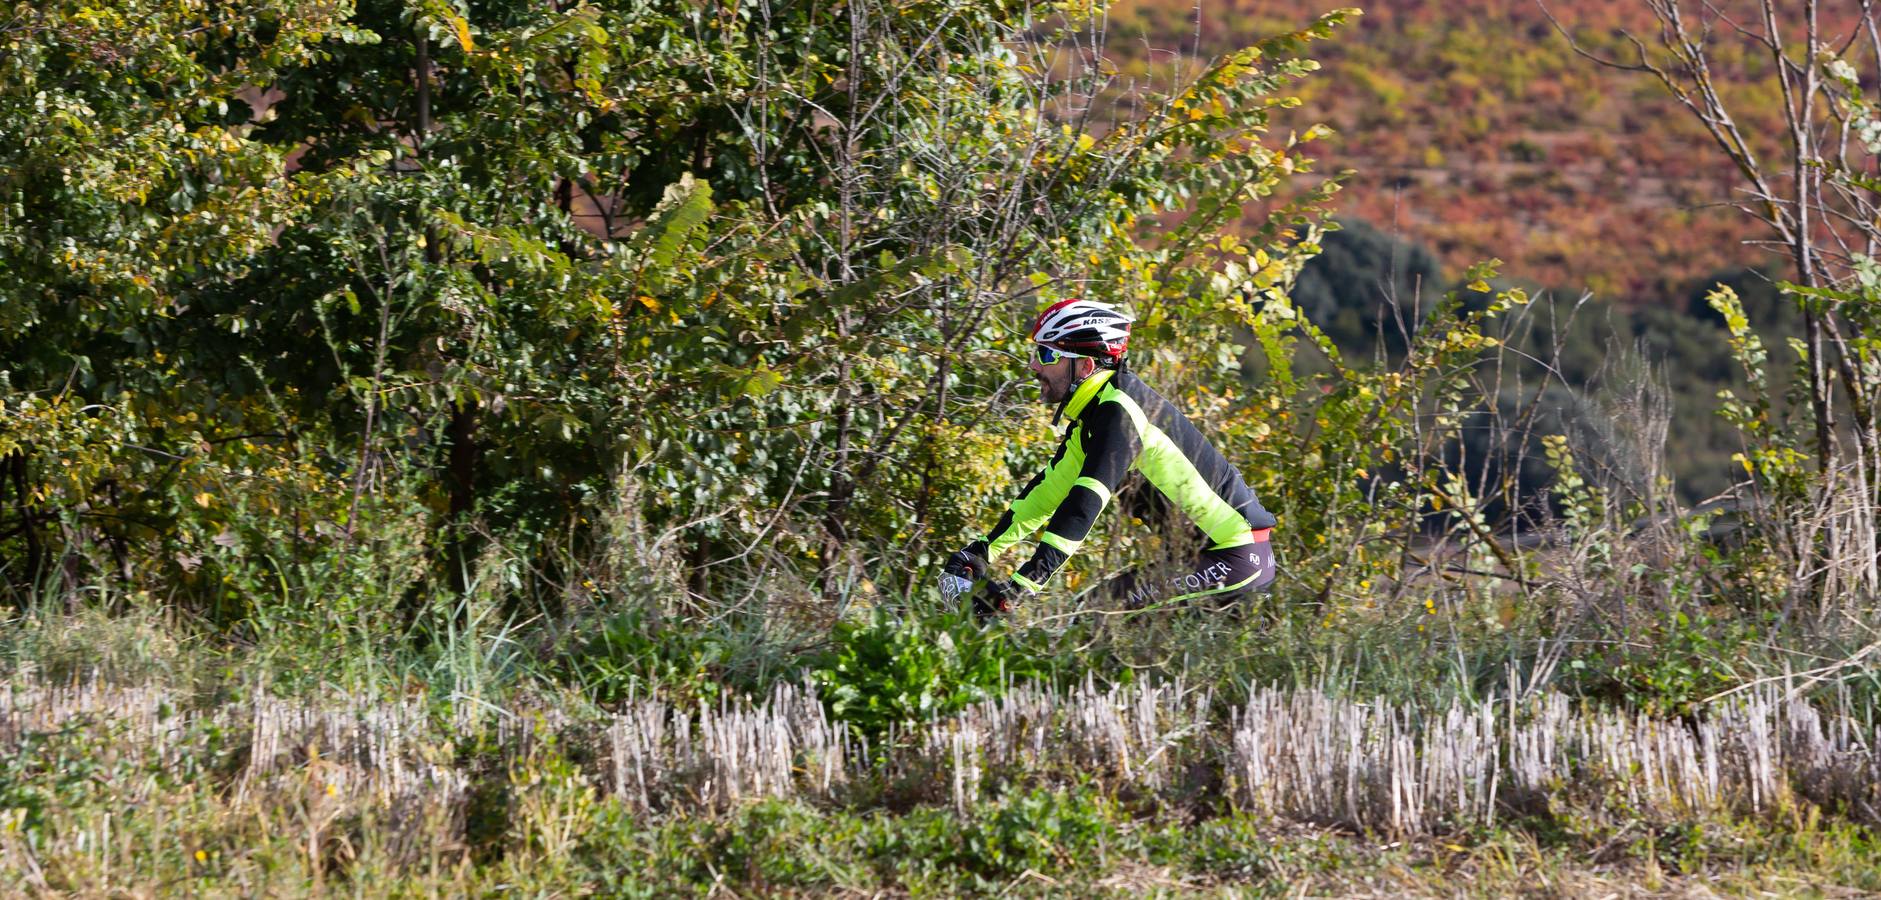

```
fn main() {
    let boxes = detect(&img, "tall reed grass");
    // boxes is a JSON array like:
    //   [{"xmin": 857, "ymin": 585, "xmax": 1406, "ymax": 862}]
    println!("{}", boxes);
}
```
[{"xmin": 4, "ymin": 662, "xmax": 1874, "ymax": 892}]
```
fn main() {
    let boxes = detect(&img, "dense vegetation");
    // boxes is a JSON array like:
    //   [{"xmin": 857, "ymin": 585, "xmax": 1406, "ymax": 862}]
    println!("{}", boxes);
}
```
[{"xmin": 3, "ymin": 0, "xmax": 1880, "ymax": 893}]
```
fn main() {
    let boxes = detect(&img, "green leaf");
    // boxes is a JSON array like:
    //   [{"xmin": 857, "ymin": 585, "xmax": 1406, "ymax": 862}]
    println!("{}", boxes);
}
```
[
  {"xmin": 630, "ymin": 174, "xmax": 715, "ymax": 277},
  {"xmin": 741, "ymin": 366, "xmax": 785, "ymax": 397}
]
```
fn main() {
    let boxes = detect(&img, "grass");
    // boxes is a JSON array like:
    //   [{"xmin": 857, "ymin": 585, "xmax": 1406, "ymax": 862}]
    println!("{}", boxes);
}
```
[
  {"xmin": 1, "ymin": 597, "xmax": 1877, "ymax": 896},
  {"xmin": 3, "ymin": 463, "xmax": 1878, "ymax": 896}
]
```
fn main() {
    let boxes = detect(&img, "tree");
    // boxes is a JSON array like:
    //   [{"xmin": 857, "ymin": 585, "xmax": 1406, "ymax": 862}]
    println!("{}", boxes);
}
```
[
  {"xmin": 0, "ymin": 0, "xmax": 1363, "ymax": 620},
  {"xmin": 1290, "ymin": 217, "xmax": 1446, "ymax": 355},
  {"xmin": 1542, "ymin": 0, "xmax": 1881, "ymax": 602},
  {"xmin": 0, "ymin": 0, "xmax": 362, "ymax": 597}
]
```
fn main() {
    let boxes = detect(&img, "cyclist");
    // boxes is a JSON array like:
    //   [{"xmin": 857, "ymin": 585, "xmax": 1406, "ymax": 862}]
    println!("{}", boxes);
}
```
[{"xmin": 940, "ymin": 299, "xmax": 1277, "ymax": 621}]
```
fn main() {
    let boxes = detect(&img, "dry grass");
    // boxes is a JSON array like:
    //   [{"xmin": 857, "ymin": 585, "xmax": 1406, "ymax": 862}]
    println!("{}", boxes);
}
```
[{"xmin": 2, "ymin": 668, "xmax": 1873, "ymax": 892}]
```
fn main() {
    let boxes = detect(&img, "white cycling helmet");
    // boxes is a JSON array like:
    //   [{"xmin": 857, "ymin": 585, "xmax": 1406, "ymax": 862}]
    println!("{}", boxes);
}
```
[{"xmin": 1028, "ymin": 298, "xmax": 1134, "ymax": 365}]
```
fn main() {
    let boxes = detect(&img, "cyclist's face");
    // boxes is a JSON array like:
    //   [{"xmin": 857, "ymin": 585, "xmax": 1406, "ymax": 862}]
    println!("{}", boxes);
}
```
[{"xmin": 1028, "ymin": 348, "xmax": 1091, "ymax": 404}]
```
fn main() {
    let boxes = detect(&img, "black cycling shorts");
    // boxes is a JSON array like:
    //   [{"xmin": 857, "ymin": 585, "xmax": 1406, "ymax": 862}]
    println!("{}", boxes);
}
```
[{"xmin": 1104, "ymin": 530, "xmax": 1275, "ymax": 611}]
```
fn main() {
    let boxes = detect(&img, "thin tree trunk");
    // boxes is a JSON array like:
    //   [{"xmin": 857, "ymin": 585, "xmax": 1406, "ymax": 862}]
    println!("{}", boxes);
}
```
[
  {"xmin": 817, "ymin": 0, "xmax": 866, "ymax": 596},
  {"xmin": 445, "ymin": 399, "xmax": 482, "ymax": 594},
  {"xmin": 8, "ymin": 453, "xmax": 43, "ymax": 599},
  {"xmin": 415, "ymin": 31, "xmax": 432, "ymax": 146}
]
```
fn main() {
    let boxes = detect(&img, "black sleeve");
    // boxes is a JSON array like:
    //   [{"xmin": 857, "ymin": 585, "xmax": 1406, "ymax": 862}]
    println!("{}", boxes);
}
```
[{"xmin": 1015, "ymin": 400, "xmax": 1140, "ymax": 588}]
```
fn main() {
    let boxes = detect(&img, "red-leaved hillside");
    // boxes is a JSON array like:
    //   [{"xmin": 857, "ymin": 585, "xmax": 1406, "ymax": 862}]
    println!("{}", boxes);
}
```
[{"xmin": 1111, "ymin": 0, "xmax": 1867, "ymax": 303}]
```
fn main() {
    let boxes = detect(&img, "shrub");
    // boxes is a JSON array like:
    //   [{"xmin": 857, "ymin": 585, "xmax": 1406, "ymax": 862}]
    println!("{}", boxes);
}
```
[
  {"xmin": 809, "ymin": 610, "xmax": 1053, "ymax": 736},
  {"xmin": 953, "ymin": 788, "xmax": 1119, "ymax": 880},
  {"xmin": 555, "ymin": 608, "xmax": 733, "ymax": 706}
]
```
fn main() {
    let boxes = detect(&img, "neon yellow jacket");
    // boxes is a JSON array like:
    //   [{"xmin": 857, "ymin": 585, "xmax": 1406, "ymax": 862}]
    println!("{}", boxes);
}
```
[{"xmin": 986, "ymin": 369, "xmax": 1275, "ymax": 591}]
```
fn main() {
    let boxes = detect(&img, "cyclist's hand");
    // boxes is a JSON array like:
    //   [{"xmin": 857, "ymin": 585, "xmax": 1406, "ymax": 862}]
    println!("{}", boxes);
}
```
[
  {"xmin": 972, "ymin": 579, "xmax": 1026, "ymax": 624},
  {"xmin": 939, "ymin": 572, "xmax": 975, "ymax": 605},
  {"xmin": 940, "ymin": 541, "xmax": 990, "ymax": 606},
  {"xmin": 942, "ymin": 541, "xmax": 989, "ymax": 580}
]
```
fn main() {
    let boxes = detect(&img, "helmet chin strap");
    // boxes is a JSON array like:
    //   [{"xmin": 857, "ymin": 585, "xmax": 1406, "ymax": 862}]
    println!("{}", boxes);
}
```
[
  {"xmin": 1050, "ymin": 358, "xmax": 1102, "ymax": 424},
  {"xmin": 1063, "ymin": 357, "xmax": 1097, "ymax": 393}
]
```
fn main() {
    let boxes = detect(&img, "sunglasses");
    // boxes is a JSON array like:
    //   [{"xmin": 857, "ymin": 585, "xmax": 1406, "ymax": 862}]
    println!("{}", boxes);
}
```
[{"xmin": 1033, "ymin": 345, "xmax": 1075, "ymax": 365}]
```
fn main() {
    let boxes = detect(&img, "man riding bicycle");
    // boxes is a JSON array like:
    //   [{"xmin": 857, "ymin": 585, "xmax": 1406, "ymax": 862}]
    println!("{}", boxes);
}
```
[{"xmin": 940, "ymin": 299, "xmax": 1277, "ymax": 621}]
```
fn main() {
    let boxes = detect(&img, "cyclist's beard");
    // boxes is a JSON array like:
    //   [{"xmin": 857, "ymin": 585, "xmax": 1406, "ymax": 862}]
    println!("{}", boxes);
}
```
[{"xmin": 1038, "ymin": 367, "xmax": 1078, "ymax": 405}]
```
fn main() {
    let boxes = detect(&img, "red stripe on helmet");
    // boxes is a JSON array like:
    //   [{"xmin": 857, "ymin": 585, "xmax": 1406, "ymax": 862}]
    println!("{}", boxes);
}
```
[{"xmin": 1029, "ymin": 298, "xmax": 1084, "ymax": 341}]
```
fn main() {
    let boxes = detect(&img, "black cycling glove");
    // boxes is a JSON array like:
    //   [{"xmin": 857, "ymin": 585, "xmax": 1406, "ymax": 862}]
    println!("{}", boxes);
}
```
[
  {"xmin": 972, "ymin": 578, "xmax": 1028, "ymax": 623},
  {"xmin": 943, "ymin": 541, "xmax": 990, "ymax": 580}
]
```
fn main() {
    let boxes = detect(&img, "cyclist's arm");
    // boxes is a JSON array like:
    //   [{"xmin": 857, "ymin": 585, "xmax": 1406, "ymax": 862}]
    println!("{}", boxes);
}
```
[
  {"xmin": 1013, "ymin": 401, "xmax": 1139, "ymax": 591},
  {"xmin": 984, "ymin": 425, "xmax": 1082, "ymax": 561}
]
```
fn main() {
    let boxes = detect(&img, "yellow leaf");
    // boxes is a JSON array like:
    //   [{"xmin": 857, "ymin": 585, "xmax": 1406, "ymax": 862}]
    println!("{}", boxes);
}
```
[
  {"xmin": 194, "ymin": 492, "xmax": 214, "ymax": 508},
  {"xmin": 451, "ymin": 15, "xmax": 474, "ymax": 51},
  {"xmin": 637, "ymin": 295, "xmax": 660, "ymax": 312}
]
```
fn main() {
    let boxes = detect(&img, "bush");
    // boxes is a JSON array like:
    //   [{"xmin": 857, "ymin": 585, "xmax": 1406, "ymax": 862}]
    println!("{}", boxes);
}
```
[
  {"xmin": 953, "ymin": 788, "xmax": 1120, "ymax": 880},
  {"xmin": 554, "ymin": 608, "xmax": 734, "ymax": 706},
  {"xmin": 1562, "ymin": 609, "xmax": 1763, "ymax": 716},
  {"xmin": 809, "ymin": 609, "xmax": 1054, "ymax": 736}
]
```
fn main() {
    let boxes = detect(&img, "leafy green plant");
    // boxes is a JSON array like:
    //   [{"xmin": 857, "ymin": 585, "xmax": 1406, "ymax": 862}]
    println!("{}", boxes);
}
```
[
  {"xmin": 952, "ymin": 788, "xmax": 1118, "ymax": 880},
  {"xmin": 555, "ymin": 607, "xmax": 732, "ymax": 706},
  {"xmin": 1564, "ymin": 610, "xmax": 1761, "ymax": 716},
  {"xmin": 809, "ymin": 610, "xmax": 1051, "ymax": 736}
]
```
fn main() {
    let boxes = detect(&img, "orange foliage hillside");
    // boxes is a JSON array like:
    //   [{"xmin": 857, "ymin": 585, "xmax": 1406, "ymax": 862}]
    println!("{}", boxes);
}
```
[{"xmin": 1109, "ymin": 0, "xmax": 1865, "ymax": 304}]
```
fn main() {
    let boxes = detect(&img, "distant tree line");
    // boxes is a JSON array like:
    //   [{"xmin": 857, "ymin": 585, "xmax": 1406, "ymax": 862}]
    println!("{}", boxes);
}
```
[{"xmin": 1291, "ymin": 217, "xmax": 1799, "ymax": 507}]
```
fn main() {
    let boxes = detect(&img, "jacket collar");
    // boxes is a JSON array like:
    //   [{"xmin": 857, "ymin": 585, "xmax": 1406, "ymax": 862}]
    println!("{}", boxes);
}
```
[{"xmin": 1054, "ymin": 368, "xmax": 1115, "ymax": 425}]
